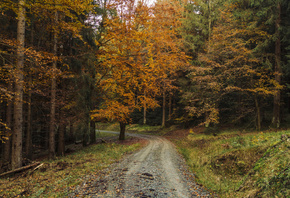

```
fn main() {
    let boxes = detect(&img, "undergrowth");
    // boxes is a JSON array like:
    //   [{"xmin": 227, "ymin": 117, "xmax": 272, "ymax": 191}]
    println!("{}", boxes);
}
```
[
  {"xmin": 0, "ymin": 142, "xmax": 141, "ymax": 197},
  {"xmin": 174, "ymin": 129, "xmax": 290, "ymax": 197}
]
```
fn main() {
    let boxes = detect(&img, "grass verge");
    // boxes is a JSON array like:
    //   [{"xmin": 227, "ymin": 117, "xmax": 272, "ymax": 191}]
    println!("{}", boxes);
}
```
[
  {"xmin": 171, "ymin": 129, "xmax": 290, "ymax": 198},
  {"xmin": 95, "ymin": 131, "xmax": 118, "ymax": 138},
  {"xmin": 0, "ymin": 141, "xmax": 142, "ymax": 197},
  {"xmin": 94, "ymin": 122, "xmax": 179, "ymax": 136}
]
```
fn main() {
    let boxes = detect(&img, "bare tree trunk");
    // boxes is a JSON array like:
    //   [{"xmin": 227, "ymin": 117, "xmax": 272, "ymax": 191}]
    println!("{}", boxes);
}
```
[
  {"xmin": 82, "ymin": 119, "xmax": 90, "ymax": 147},
  {"xmin": 12, "ymin": 0, "xmax": 25, "ymax": 170},
  {"xmin": 119, "ymin": 122, "xmax": 126, "ymax": 140},
  {"xmin": 255, "ymin": 96, "xmax": 261, "ymax": 131},
  {"xmin": 25, "ymin": 74, "xmax": 32, "ymax": 159},
  {"xmin": 25, "ymin": 21, "xmax": 34, "ymax": 160},
  {"xmin": 49, "ymin": 11, "xmax": 58, "ymax": 160},
  {"xmin": 168, "ymin": 94, "xmax": 172, "ymax": 120},
  {"xmin": 162, "ymin": 89, "xmax": 166, "ymax": 127},
  {"xmin": 90, "ymin": 121, "xmax": 96, "ymax": 144},
  {"xmin": 143, "ymin": 91, "xmax": 146, "ymax": 125},
  {"xmin": 272, "ymin": 2, "xmax": 282, "ymax": 128},
  {"xmin": 4, "ymin": 83, "xmax": 13, "ymax": 163}
]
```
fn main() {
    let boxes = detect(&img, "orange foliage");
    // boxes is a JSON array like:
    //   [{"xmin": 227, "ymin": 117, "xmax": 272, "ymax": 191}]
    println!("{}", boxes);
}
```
[{"xmin": 91, "ymin": 0, "xmax": 189, "ymax": 123}]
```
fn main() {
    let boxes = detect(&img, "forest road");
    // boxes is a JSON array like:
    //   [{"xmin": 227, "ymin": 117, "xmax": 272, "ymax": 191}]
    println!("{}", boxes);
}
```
[{"xmin": 70, "ymin": 133, "xmax": 213, "ymax": 197}]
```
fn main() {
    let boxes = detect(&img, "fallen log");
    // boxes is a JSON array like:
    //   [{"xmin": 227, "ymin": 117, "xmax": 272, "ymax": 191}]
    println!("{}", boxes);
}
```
[
  {"xmin": 0, "ymin": 162, "xmax": 40, "ymax": 178},
  {"xmin": 25, "ymin": 163, "xmax": 44, "ymax": 176}
]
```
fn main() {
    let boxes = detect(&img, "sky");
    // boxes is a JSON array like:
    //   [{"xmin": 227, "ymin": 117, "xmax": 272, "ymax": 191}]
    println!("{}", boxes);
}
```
[{"xmin": 142, "ymin": 0, "xmax": 156, "ymax": 6}]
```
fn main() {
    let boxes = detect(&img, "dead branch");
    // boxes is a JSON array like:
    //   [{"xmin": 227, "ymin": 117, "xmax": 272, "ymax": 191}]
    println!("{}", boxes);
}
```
[{"xmin": 0, "ymin": 162, "xmax": 40, "ymax": 178}]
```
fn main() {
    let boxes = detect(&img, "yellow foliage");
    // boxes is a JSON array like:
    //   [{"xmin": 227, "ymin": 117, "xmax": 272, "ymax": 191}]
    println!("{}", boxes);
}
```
[{"xmin": 91, "ymin": 0, "xmax": 189, "ymax": 123}]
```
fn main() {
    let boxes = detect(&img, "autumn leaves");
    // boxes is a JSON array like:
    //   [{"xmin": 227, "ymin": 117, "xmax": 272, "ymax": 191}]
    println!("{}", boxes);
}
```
[{"xmin": 91, "ymin": 0, "xmax": 189, "ymax": 131}]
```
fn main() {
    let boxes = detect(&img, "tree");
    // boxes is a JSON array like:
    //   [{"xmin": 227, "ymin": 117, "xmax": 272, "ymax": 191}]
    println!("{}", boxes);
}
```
[
  {"xmin": 183, "ymin": 2, "xmax": 277, "ymax": 128},
  {"xmin": 249, "ymin": 0, "xmax": 290, "ymax": 128},
  {"xmin": 181, "ymin": 0, "xmax": 222, "ymax": 59},
  {"xmin": 11, "ymin": 0, "xmax": 26, "ymax": 169},
  {"xmin": 0, "ymin": 0, "xmax": 97, "ymax": 166},
  {"xmin": 91, "ymin": 0, "xmax": 189, "ymax": 138},
  {"xmin": 49, "ymin": 9, "xmax": 58, "ymax": 160},
  {"xmin": 153, "ymin": 0, "xmax": 189, "ymax": 127},
  {"xmin": 91, "ymin": 0, "xmax": 158, "ymax": 140}
]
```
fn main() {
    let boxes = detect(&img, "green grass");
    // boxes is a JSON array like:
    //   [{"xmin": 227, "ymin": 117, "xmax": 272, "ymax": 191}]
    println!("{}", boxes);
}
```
[
  {"xmin": 127, "ymin": 124, "xmax": 163, "ymax": 132},
  {"xmin": 174, "ymin": 129, "xmax": 290, "ymax": 197},
  {"xmin": 0, "ymin": 142, "xmax": 142, "ymax": 197},
  {"xmin": 127, "ymin": 124, "xmax": 179, "ymax": 136},
  {"xmin": 95, "ymin": 122, "xmax": 178, "ymax": 136},
  {"xmin": 95, "ymin": 131, "xmax": 118, "ymax": 138},
  {"xmin": 95, "ymin": 122, "xmax": 120, "ymax": 131}
]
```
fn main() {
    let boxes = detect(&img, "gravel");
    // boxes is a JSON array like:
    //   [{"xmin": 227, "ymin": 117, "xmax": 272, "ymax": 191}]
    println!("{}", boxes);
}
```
[{"xmin": 69, "ymin": 134, "xmax": 213, "ymax": 198}]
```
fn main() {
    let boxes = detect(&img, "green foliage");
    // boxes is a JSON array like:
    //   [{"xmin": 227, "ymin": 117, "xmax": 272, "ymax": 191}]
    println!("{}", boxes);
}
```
[{"xmin": 181, "ymin": 1, "xmax": 279, "ymax": 128}]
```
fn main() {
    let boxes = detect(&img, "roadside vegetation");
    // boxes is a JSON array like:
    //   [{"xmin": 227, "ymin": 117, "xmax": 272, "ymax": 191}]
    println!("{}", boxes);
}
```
[
  {"xmin": 0, "ymin": 140, "xmax": 142, "ymax": 197},
  {"xmin": 171, "ymin": 128, "xmax": 290, "ymax": 198},
  {"xmin": 97, "ymin": 122, "xmax": 178, "ymax": 136}
]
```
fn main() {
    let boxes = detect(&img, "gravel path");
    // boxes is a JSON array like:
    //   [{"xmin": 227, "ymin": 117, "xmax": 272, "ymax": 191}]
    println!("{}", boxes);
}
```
[{"xmin": 70, "ymin": 133, "xmax": 213, "ymax": 197}]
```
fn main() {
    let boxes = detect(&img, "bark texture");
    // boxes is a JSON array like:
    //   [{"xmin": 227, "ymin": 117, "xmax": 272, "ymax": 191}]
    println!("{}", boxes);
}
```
[
  {"xmin": 162, "ymin": 90, "xmax": 166, "ymax": 127},
  {"xmin": 12, "ymin": 0, "xmax": 25, "ymax": 170},
  {"xmin": 49, "ymin": 11, "xmax": 58, "ymax": 159}
]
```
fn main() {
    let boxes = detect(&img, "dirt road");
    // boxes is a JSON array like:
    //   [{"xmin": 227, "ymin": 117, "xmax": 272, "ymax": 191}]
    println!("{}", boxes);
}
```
[{"xmin": 71, "ymin": 133, "xmax": 213, "ymax": 197}]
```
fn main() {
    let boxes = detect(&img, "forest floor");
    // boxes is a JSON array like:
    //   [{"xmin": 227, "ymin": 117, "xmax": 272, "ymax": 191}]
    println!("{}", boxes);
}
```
[
  {"xmin": 70, "ymin": 132, "xmax": 213, "ymax": 197},
  {"xmin": 0, "ymin": 133, "xmax": 145, "ymax": 197}
]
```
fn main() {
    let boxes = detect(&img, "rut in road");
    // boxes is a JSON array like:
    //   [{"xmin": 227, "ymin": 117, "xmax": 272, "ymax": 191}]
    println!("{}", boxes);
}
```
[{"xmin": 71, "ymin": 134, "xmax": 213, "ymax": 197}]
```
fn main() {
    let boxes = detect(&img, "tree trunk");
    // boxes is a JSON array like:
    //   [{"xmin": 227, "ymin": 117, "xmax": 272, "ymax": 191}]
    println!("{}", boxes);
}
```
[
  {"xmin": 90, "ymin": 121, "xmax": 96, "ymax": 144},
  {"xmin": 143, "ymin": 91, "xmax": 146, "ymax": 125},
  {"xmin": 272, "ymin": 2, "xmax": 282, "ymax": 128},
  {"xmin": 82, "ymin": 119, "xmax": 90, "ymax": 147},
  {"xmin": 25, "ymin": 72, "xmax": 32, "ymax": 159},
  {"xmin": 255, "ymin": 96, "xmax": 261, "ymax": 131},
  {"xmin": 69, "ymin": 121, "xmax": 74, "ymax": 143},
  {"xmin": 4, "ymin": 83, "xmax": 13, "ymax": 163},
  {"xmin": 57, "ymin": 123, "xmax": 65, "ymax": 156},
  {"xmin": 49, "ymin": 11, "xmax": 58, "ymax": 160},
  {"xmin": 26, "ymin": 20, "xmax": 34, "ymax": 159},
  {"xmin": 12, "ymin": 0, "xmax": 25, "ymax": 170},
  {"xmin": 143, "ymin": 106, "xmax": 147, "ymax": 125},
  {"xmin": 168, "ymin": 94, "xmax": 172, "ymax": 120},
  {"xmin": 162, "ymin": 89, "xmax": 166, "ymax": 127},
  {"xmin": 119, "ymin": 122, "xmax": 126, "ymax": 140}
]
